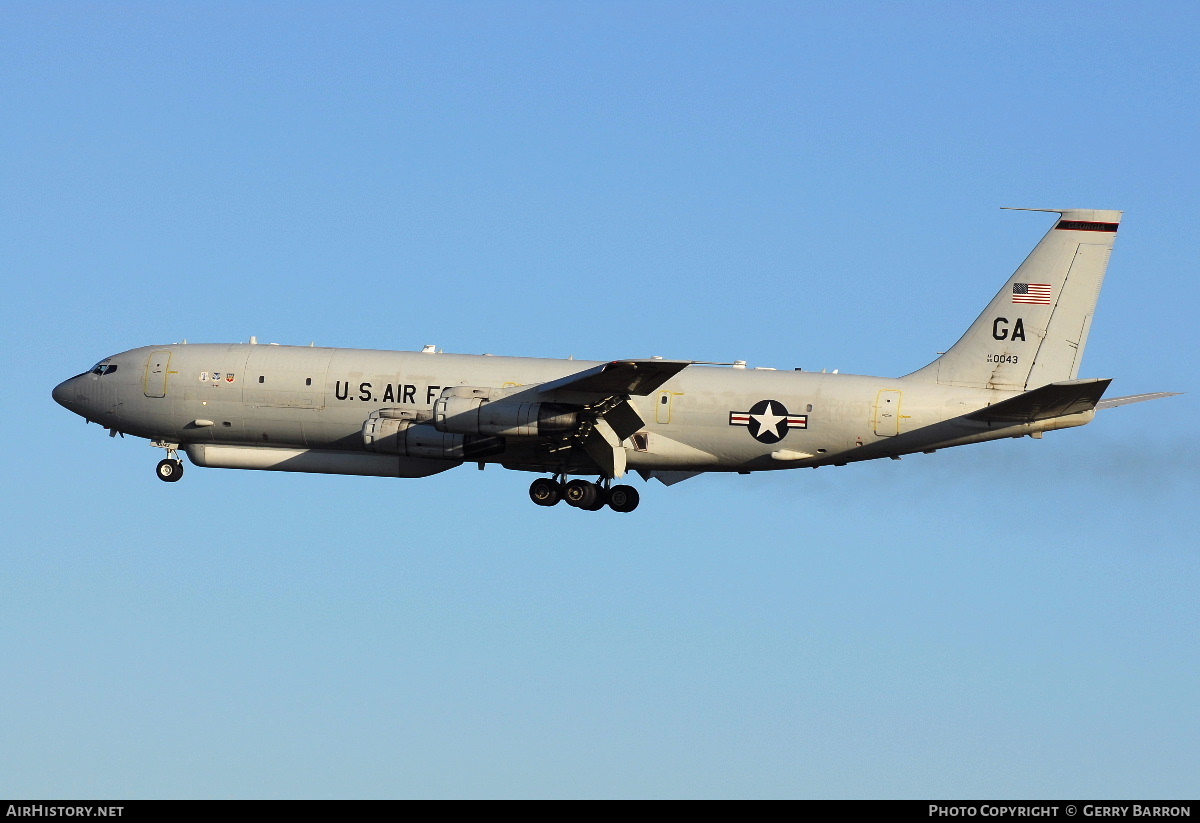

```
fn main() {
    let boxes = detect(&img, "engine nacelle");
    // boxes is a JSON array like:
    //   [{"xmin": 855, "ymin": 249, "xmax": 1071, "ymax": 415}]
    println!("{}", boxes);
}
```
[
  {"xmin": 363, "ymin": 414, "xmax": 504, "ymax": 460},
  {"xmin": 432, "ymin": 387, "xmax": 578, "ymax": 438}
]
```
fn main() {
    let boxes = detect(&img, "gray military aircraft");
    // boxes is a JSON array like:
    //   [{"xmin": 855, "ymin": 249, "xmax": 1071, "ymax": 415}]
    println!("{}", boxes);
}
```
[{"xmin": 53, "ymin": 208, "xmax": 1175, "ymax": 512}]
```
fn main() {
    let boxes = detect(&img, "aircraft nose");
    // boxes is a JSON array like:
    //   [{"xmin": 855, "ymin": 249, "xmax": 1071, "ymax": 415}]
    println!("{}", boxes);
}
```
[{"xmin": 53, "ymin": 376, "xmax": 79, "ymax": 411}]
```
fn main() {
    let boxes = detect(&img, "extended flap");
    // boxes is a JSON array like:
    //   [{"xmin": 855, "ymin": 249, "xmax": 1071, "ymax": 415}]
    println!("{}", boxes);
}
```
[
  {"xmin": 581, "ymin": 418, "xmax": 626, "ymax": 479},
  {"xmin": 601, "ymin": 398, "xmax": 645, "ymax": 442}
]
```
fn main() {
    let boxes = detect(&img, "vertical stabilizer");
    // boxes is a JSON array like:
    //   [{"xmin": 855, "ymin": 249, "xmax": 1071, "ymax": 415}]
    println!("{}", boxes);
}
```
[{"xmin": 906, "ymin": 209, "xmax": 1121, "ymax": 390}]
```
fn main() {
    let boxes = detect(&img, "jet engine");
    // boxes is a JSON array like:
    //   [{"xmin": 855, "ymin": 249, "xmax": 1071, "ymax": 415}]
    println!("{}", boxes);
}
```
[
  {"xmin": 363, "ymin": 411, "xmax": 504, "ymax": 460},
  {"xmin": 432, "ymin": 386, "xmax": 578, "ymax": 438}
]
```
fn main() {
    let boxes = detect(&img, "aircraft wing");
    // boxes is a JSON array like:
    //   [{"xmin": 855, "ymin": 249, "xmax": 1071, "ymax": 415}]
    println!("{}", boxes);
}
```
[
  {"xmin": 522, "ymin": 360, "xmax": 690, "ymax": 480},
  {"xmin": 966, "ymin": 378, "xmax": 1112, "ymax": 424},
  {"xmin": 536, "ymin": 360, "xmax": 691, "ymax": 397}
]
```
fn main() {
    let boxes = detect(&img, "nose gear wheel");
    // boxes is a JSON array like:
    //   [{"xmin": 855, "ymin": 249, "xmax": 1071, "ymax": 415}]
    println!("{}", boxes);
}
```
[{"xmin": 156, "ymin": 458, "xmax": 184, "ymax": 482}]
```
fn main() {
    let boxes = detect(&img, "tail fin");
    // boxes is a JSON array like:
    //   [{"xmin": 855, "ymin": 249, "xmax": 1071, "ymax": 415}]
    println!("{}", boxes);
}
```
[{"xmin": 906, "ymin": 208, "xmax": 1121, "ymax": 390}]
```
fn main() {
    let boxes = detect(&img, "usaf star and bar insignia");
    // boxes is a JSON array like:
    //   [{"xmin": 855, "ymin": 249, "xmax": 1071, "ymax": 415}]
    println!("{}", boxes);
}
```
[{"xmin": 729, "ymin": 399, "xmax": 807, "ymax": 444}]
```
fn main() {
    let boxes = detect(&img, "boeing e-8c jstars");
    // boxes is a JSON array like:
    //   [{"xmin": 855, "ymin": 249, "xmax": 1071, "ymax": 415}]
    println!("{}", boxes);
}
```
[{"xmin": 53, "ymin": 209, "xmax": 1176, "ymax": 513}]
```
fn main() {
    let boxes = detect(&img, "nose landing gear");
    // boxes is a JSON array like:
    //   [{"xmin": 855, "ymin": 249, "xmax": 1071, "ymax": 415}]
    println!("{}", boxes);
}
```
[
  {"xmin": 156, "ymin": 458, "xmax": 184, "ymax": 482},
  {"xmin": 152, "ymin": 441, "xmax": 184, "ymax": 482}
]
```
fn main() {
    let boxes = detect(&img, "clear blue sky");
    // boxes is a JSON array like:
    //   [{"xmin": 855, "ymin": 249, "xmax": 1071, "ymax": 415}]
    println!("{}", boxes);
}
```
[{"xmin": 3, "ymin": 2, "xmax": 1197, "ymax": 798}]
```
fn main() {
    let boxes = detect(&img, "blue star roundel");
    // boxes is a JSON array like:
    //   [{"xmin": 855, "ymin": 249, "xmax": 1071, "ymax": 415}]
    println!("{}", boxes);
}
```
[{"xmin": 729, "ymin": 399, "xmax": 808, "ymax": 444}]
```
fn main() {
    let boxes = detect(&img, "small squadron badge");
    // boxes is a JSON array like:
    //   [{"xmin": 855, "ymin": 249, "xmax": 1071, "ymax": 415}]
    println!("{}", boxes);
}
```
[{"xmin": 729, "ymin": 399, "xmax": 807, "ymax": 444}]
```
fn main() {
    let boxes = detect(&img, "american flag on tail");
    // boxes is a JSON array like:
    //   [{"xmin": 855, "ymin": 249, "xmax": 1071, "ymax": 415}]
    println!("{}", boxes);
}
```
[{"xmin": 1012, "ymin": 283, "xmax": 1052, "ymax": 305}]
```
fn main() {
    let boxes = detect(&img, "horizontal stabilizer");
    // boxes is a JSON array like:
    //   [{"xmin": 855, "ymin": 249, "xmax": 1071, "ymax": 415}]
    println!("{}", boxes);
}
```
[
  {"xmin": 1096, "ymin": 391, "xmax": 1181, "ymax": 410},
  {"xmin": 966, "ymin": 378, "xmax": 1112, "ymax": 424},
  {"xmin": 538, "ymin": 360, "xmax": 690, "ymax": 396}
]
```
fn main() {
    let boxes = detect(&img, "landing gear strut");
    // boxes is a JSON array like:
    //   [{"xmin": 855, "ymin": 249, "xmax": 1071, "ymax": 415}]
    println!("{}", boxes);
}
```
[
  {"xmin": 153, "ymin": 441, "xmax": 184, "ymax": 483},
  {"xmin": 528, "ymin": 476, "xmax": 639, "ymax": 512}
]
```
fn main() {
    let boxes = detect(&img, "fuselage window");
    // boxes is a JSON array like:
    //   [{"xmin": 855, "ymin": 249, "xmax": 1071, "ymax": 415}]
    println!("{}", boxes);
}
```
[
  {"xmin": 258, "ymin": 376, "xmax": 265, "ymax": 383},
  {"xmin": 306, "ymin": 377, "xmax": 312, "ymax": 386}
]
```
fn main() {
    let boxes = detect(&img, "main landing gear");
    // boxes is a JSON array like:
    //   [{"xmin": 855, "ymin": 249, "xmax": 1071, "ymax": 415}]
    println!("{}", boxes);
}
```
[
  {"xmin": 528, "ymin": 476, "xmax": 640, "ymax": 513},
  {"xmin": 153, "ymin": 441, "xmax": 184, "ymax": 483}
]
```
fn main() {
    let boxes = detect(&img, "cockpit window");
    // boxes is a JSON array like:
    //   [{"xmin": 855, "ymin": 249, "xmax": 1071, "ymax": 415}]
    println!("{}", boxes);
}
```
[{"xmin": 89, "ymin": 363, "xmax": 118, "ymax": 376}]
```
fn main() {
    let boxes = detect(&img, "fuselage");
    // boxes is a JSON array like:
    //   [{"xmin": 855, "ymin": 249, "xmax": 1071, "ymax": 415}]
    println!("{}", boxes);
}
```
[
  {"xmin": 49, "ymin": 209, "xmax": 1133, "ymax": 512},
  {"xmin": 52, "ymin": 342, "xmax": 1094, "ymax": 478}
]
